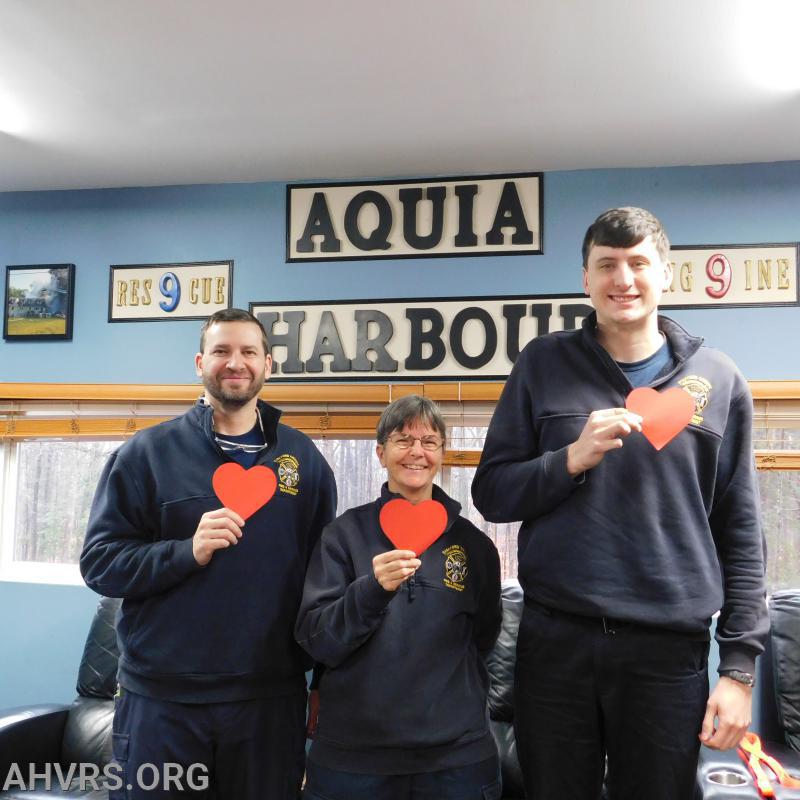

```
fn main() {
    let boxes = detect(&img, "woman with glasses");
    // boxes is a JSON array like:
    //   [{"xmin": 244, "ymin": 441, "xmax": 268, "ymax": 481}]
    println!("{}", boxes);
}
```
[{"xmin": 296, "ymin": 394, "xmax": 502, "ymax": 800}]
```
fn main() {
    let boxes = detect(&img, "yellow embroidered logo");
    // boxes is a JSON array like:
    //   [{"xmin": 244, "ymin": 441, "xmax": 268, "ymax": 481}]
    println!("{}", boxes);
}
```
[
  {"xmin": 443, "ymin": 544, "xmax": 468, "ymax": 592},
  {"xmin": 678, "ymin": 376, "xmax": 712, "ymax": 425},
  {"xmin": 274, "ymin": 454, "xmax": 300, "ymax": 496}
]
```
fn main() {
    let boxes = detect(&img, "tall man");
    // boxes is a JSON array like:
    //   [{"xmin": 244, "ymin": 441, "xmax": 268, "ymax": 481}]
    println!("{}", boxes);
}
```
[
  {"xmin": 472, "ymin": 208, "xmax": 768, "ymax": 800},
  {"xmin": 81, "ymin": 308, "xmax": 337, "ymax": 800}
]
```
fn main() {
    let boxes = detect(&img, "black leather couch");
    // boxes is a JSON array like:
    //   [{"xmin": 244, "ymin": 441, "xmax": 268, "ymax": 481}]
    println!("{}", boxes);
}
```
[
  {"xmin": 0, "ymin": 586, "xmax": 528, "ymax": 799},
  {"xmin": 3, "ymin": 585, "xmax": 797, "ymax": 800},
  {"xmin": 696, "ymin": 589, "xmax": 800, "ymax": 798},
  {"xmin": 486, "ymin": 580, "xmax": 526, "ymax": 798},
  {"xmin": 0, "ymin": 589, "xmax": 525, "ymax": 800},
  {"xmin": 0, "ymin": 596, "xmax": 120, "ymax": 800}
]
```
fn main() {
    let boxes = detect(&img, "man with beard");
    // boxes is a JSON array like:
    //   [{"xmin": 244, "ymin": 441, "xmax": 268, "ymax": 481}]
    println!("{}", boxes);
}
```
[{"xmin": 81, "ymin": 308, "xmax": 337, "ymax": 800}]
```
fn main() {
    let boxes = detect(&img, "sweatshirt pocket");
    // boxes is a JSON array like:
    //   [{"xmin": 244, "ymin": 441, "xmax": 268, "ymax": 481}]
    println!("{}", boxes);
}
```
[
  {"xmin": 159, "ymin": 494, "xmax": 218, "ymax": 539},
  {"xmin": 537, "ymin": 411, "xmax": 589, "ymax": 450}
]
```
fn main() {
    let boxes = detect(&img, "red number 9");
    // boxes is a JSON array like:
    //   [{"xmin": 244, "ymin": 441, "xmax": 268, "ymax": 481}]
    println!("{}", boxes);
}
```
[{"xmin": 705, "ymin": 254, "xmax": 731, "ymax": 299}]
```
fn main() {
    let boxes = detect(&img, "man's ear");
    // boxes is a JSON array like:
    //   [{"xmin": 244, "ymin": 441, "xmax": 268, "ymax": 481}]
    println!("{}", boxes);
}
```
[
  {"xmin": 582, "ymin": 266, "xmax": 590, "ymax": 296},
  {"xmin": 194, "ymin": 352, "xmax": 204, "ymax": 377},
  {"xmin": 263, "ymin": 353, "xmax": 273, "ymax": 381},
  {"xmin": 376, "ymin": 443, "xmax": 386, "ymax": 467}
]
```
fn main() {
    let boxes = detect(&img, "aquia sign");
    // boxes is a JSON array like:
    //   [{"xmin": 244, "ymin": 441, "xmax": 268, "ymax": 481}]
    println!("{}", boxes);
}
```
[{"xmin": 286, "ymin": 173, "xmax": 543, "ymax": 261}]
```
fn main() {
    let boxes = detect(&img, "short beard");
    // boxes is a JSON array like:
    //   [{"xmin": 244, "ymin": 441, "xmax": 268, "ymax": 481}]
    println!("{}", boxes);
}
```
[{"xmin": 203, "ymin": 377, "xmax": 263, "ymax": 409}]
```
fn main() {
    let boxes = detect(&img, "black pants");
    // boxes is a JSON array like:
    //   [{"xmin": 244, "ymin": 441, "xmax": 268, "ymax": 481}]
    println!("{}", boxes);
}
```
[
  {"xmin": 110, "ymin": 689, "xmax": 307, "ymax": 800},
  {"xmin": 303, "ymin": 756, "xmax": 501, "ymax": 800},
  {"xmin": 514, "ymin": 603, "xmax": 709, "ymax": 800}
]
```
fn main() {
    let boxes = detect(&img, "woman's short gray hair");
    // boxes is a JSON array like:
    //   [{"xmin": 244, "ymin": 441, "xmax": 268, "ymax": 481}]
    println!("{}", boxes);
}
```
[{"xmin": 376, "ymin": 395, "xmax": 447, "ymax": 446}]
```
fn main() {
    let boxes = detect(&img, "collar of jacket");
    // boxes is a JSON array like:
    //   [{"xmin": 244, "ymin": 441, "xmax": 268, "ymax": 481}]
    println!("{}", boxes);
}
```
[
  {"xmin": 377, "ymin": 482, "xmax": 461, "ymax": 533},
  {"xmin": 192, "ymin": 397, "xmax": 282, "ymax": 446},
  {"xmin": 580, "ymin": 311, "xmax": 704, "ymax": 392}
]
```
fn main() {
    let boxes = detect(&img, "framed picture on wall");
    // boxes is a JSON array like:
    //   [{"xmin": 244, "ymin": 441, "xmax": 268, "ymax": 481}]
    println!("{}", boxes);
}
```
[{"xmin": 3, "ymin": 264, "xmax": 76, "ymax": 341}]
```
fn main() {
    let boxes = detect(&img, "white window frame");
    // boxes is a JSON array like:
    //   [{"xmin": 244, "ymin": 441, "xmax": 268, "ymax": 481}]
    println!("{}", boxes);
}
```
[
  {"xmin": 1, "ymin": 381, "xmax": 797, "ymax": 586},
  {"xmin": 0, "ymin": 437, "xmax": 87, "ymax": 585}
]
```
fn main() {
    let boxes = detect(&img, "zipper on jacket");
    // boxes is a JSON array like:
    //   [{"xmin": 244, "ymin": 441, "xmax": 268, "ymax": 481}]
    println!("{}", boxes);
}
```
[{"xmin": 407, "ymin": 574, "xmax": 416, "ymax": 602}]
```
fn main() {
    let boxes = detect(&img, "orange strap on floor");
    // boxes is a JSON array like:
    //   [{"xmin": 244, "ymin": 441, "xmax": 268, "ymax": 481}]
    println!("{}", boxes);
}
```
[{"xmin": 738, "ymin": 732, "xmax": 800, "ymax": 798}]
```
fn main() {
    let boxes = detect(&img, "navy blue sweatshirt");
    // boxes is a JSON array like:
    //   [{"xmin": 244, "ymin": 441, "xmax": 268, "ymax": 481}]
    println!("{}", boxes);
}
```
[
  {"xmin": 472, "ymin": 314, "xmax": 768, "ymax": 675},
  {"xmin": 80, "ymin": 399, "xmax": 337, "ymax": 703},
  {"xmin": 295, "ymin": 484, "xmax": 502, "ymax": 774}
]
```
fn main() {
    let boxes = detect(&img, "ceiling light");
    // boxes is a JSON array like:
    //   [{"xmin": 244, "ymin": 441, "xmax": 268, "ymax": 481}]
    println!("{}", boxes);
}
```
[
  {"xmin": 737, "ymin": 1, "xmax": 800, "ymax": 92},
  {"xmin": 0, "ymin": 91, "xmax": 28, "ymax": 135}
]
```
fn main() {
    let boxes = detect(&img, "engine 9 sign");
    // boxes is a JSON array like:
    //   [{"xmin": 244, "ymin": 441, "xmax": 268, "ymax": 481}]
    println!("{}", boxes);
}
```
[{"xmin": 663, "ymin": 244, "xmax": 798, "ymax": 308}]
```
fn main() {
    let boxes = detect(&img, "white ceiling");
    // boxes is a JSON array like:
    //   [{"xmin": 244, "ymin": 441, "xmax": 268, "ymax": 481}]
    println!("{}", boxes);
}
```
[{"xmin": 1, "ymin": 0, "xmax": 799, "ymax": 192}]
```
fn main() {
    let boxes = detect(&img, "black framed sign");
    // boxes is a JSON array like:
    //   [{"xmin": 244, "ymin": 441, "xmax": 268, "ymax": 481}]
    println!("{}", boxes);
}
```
[
  {"xmin": 663, "ymin": 243, "xmax": 798, "ymax": 309},
  {"xmin": 3, "ymin": 264, "xmax": 75, "ymax": 341},
  {"xmin": 287, "ymin": 172, "xmax": 543, "ymax": 261},
  {"xmin": 251, "ymin": 294, "xmax": 591, "ymax": 381},
  {"xmin": 108, "ymin": 261, "xmax": 233, "ymax": 321}
]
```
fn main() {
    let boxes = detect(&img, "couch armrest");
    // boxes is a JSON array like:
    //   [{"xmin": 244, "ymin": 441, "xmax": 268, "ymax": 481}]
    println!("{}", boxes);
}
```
[
  {"xmin": 0, "ymin": 704, "xmax": 70, "ymax": 784},
  {"xmin": 695, "ymin": 745, "xmax": 758, "ymax": 799}
]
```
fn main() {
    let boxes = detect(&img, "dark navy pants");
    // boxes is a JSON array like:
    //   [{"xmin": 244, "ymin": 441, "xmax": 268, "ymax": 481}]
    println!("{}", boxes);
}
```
[
  {"xmin": 514, "ymin": 602, "xmax": 710, "ymax": 800},
  {"xmin": 110, "ymin": 689, "xmax": 307, "ymax": 800},
  {"xmin": 303, "ymin": 756, "xmax": 501, "ymax": 800}
]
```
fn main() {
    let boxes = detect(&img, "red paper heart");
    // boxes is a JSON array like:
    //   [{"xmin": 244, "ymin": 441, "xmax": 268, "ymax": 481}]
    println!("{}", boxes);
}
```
[
  {"xmin": 379, "ymin": 498, "xmax": 448, "ymax": 556},
  {"xmin": 212, "ymin": 463, "xmax": 277, "ymax": 520},
  {"xmin": 625, "ymin": 386, "xmax": 695, "ymax": 451}
]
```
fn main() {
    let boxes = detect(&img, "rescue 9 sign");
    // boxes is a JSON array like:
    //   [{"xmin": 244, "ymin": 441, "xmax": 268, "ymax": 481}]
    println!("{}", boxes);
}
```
[{"xmin": 108, "ymin": 261, "xmax": 233, "ymax": 321}]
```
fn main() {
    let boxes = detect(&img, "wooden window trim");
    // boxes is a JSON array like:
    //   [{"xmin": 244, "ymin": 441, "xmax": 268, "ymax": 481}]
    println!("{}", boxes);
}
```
[
  {"xmin": 2, "ymin": 381, "xmax": 800, "ymax": 469},
  {"xmin": 0, "ymin": 380, "xmax": 797, "ymax": 403}
]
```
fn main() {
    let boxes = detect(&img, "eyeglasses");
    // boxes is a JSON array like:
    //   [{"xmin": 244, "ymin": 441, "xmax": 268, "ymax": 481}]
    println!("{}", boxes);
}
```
[{"xmin": 387, "ymin": 434, "xmax": 444, "ymax": 451}]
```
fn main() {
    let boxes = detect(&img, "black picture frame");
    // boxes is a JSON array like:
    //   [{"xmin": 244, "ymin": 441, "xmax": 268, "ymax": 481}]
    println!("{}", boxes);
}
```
[{"xmin": 3, "ymin": 263, "xmax": 76, "ymax": 341}]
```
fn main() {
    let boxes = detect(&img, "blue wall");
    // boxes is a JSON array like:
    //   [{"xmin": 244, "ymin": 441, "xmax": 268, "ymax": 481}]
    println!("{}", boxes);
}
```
[
  {"xmin": 0, "ymin": 582, "xmax": 99, "ymax": 708},
  {"xmin": 2, "ymin": 160, "xmax": 800, "ymax": 383},
  {"xmin": 1, "ymin": 159, "xmax": 799, "ymax": 709}
]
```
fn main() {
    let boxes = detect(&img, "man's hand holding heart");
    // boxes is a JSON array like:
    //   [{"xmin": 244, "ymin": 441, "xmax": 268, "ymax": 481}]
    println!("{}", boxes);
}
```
[
  {"xmin": 567, "ymin": 408, "xmax": 643, "ymax": 477},
  {"xmin": 194, "ymin": 463, "xmax": 278, "ymax": 566},
  {"xmin": 566, "ymin": 388, "xmax": 695, "ymax": 476},
  {"xmin": 193, "ymin": 507, "xmax": 246, "ymax": 566}
]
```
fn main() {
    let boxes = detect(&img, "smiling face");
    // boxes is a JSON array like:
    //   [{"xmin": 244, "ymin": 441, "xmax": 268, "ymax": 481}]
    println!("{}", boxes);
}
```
[
  {"xmin": 583, "ymin": 235, "xmax": 672, "ymax": 331},
  {"xmin": 195, "ymin": 321, "xmax": 272, "ymax": 409},
  {"xmin": 376, "ymin": 418, "xmax": 444, "ymax": 504}
]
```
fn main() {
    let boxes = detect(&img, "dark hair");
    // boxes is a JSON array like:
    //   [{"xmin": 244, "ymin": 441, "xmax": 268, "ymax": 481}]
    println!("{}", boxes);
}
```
[
  {"xmin": 199, "ymin": 308, "xmax": 270, "ymax": 354},
  {"xmin": 376, "ymin": 395, "xmax": 446, "ymax": 447},
  {"xmin": 581, "ymin": 207, "xmax": 670, "ymax": 266}
]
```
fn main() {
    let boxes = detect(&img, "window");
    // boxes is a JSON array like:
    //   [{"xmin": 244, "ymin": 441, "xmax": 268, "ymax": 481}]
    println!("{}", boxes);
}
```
[
  {"xmin": 759, "ymin": 469, "xmax": 800, "ymax": 593},
  {"xmin": 753, "ymin": 424, "xmax": 800, "ymax": 593},
  {"xmin": 1, "ymin": 381, "xmax": 799, "ymax": 591},
  {"xmin": 315, "ymin": 438, "xmax": 386, "ymax": 514},
  {"xmin": 1, "ymin": 438, "xmax": 120, "ymax": 583}
]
